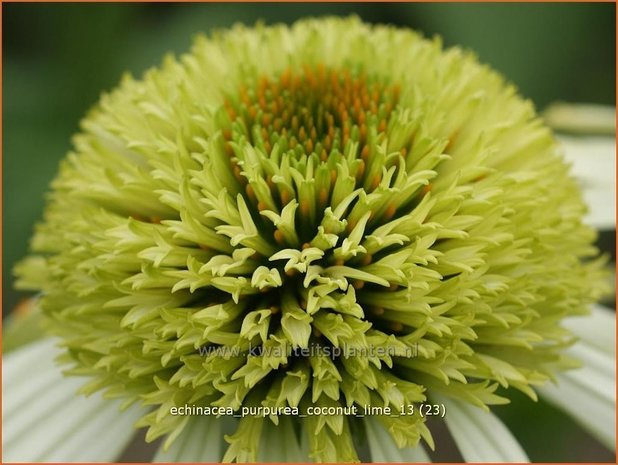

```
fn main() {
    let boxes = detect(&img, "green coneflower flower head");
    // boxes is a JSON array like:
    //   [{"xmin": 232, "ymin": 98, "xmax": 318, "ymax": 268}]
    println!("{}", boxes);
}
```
[{"xmin": 14, "ymin": 16, "xmax": 608, "ymax": 462}]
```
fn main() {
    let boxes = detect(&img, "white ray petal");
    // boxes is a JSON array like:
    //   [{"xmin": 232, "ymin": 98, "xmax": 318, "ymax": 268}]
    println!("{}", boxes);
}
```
[
  {"xmin": 539, "ymin": 369, "xmax": 615, "ymax": 450},
  {"xmin": 435, "ymin": 395, "xmax": 529, "ymax": 462},
  {"xmin": 45, "ymin": 397, "xmax": 142, "ymax": 462},
  {"xmin": 3, "ymin": 338, "xmax": 143, "ymax": 462},
  {"xmin": 563, "ymin": 304, "xmax": 616, "ymax": 356},
  {"xmin": 364, "ymin": 416, "xmax": 431, "ymax": 462},
  {"xmin": 3, "ymin": 335, "xmax": 57, "ymax": 379},
  {"xmin": 3, "ymin": 356, "xmax": 62, "ymax": 418},
  {"xmin": 258, "ymin": 417, "xmax": 306, "ymax": 462},
  {"xmin": 539, "ymin": 305, "xmax": 616, "ymax": 450},
  {"xmin": 557, "ymin": 134, "xmax": 615, "ymax": 230},
  {"xmin": 153, "ymin": 415, "xmax": 222, "ymax": 462}
]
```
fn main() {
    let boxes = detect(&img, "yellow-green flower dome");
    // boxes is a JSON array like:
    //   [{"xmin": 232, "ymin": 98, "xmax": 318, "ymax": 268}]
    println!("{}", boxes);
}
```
[{"xmin": 15, "ymin": 16, "xmax": 608, "ymax": 462}]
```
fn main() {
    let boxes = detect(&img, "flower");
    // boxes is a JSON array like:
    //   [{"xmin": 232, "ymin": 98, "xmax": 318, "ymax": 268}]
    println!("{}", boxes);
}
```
[{"xmin": 4, "ymin": 17, "xmax": 615, "ymax": 462}]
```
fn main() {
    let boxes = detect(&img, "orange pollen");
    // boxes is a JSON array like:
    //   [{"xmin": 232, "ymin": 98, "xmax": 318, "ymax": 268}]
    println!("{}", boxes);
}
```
[
  {"xmin": 221, "ymin": 65, "xmax": 400, "ymax": 167},
  {"xmin": 274, "ymin": 230, "xmax": 285, "ymax": 244}
]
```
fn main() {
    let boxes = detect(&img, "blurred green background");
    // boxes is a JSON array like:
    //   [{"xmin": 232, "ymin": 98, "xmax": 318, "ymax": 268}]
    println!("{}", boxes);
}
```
[{"xmin": 3, "ymin": 3, "xmax": 615, "ymax": 462}]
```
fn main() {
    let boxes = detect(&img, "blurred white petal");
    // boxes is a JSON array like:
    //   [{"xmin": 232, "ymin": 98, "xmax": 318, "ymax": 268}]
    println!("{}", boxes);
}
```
[
  {"xmin": 539, "ymin": 305, "xmax": 616, "ymax": 450},
  {"xmin": 3, "ymin": 338, "xmax": 142, "ymax": 462},
  {"xmin": 544, "ymin": 103, "xmax": 615, "ymax": 135},
  {"xmin": 437, "ymin": 395, "xmax": 529, "ymax": 462},
  {"xmin": 153, "ymin": 415, "xmax": 222, "ymax": 462},
  {"xmin": 558, "ymin": 134, "xmax": 615, "ymax": 229},
  {"xmin": 364, "ymin": 416, "xmax": 431, "ymax": 462}
]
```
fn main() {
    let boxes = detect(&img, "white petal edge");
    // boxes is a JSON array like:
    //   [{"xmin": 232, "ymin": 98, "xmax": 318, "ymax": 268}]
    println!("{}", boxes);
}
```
[
  {"xmin": 3, "ymin": 338, "xmax": 143, "ymax": 462},
  {"xmin": 364, "ymin": 416, "xmax": 431, "ymax": 462},
  {"xmin": 435, "ymin": 394, "xmax": 529, "ymax": 462},
  {"xmin": 539, "ymin": 305, "xmax": 616, "ymax": 450},
  {"xmin": 152, "ymin": 415, "xmax": 222, "ymax": 462}
]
